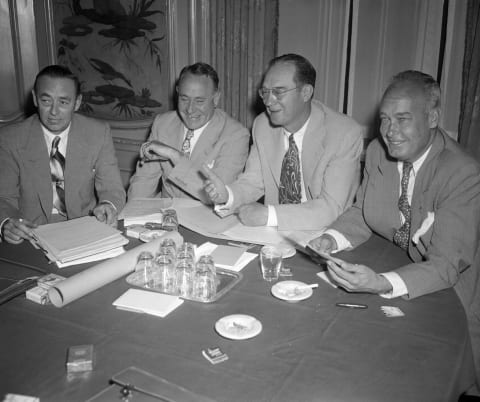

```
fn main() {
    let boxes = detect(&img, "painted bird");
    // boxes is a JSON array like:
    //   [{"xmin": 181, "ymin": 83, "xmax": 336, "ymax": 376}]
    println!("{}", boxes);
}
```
[{"xmin": 88, "ymin": 58, "xmax": 132, "ymax": 87}]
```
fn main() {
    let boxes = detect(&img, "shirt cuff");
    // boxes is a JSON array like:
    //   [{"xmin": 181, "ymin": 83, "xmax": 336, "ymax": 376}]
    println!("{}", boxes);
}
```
[
  {"xmin": 99, "ymin": 200, "xmax": 117, "ymax": 211},
  {"xmin": 266, "ymin": 205, "xmax": 278, "ymax": 227},
  {"xmin": 0, "ymin": 218, "xmax": 10, "ymax": 242},
  {"xmin": 379, "ymin": 272, "xmax": 408, "ymax": 298},
  {"xmin": 213, "ymin": 186, "xmax": 234, "ymax": 217},
  {"xmin": 323, "ymin": 229, "xmax": 352, "ymax": 252}
]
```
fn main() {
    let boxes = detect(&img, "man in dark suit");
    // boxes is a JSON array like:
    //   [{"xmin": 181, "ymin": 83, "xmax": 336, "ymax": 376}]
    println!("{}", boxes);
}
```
[
  {"xmin": 0, "ymin": 65, "xmax": 126, "ymax": 244},
  {"xmin": 128, "ymin": 62, "xmax": 250, "ymax": 204},
  {"xmin": 309, "ymin": 70, "xmax": 480, "ymax": 393},
  {"xmin": 202, "ymin": 54, "xmax": 364, "ymax": 230}
]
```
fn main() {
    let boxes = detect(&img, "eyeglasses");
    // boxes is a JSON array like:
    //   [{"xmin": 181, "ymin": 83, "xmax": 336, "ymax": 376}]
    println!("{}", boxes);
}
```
[{"xmin": 258, "ymin": 86, "xmax": 300, "ymax": 100}]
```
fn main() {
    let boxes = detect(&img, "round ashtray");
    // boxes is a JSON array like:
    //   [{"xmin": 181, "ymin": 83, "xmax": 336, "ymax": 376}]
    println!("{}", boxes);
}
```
[{"xmin": 139, "ymin": 229, "xmax": 167, "ymax": 242}]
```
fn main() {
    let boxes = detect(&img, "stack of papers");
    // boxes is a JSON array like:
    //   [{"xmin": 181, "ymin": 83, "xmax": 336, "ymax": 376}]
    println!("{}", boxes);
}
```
[
  {"xmin": 30, "ymin": 216, "xmax": 128, "ymax": 267},
  {"xmin": 119, "ymin": 197, "xmax": 173, "ymax": 226},
  {"xmin": 113, "ymin": 289, "xmax": 184, "ymax": 317},
  {"xmin": 196, "ymin": 242, "xmax": 257, "ymax": 272}
]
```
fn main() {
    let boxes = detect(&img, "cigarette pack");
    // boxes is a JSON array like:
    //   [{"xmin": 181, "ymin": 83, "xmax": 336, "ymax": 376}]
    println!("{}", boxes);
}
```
[
  {"xmin": 26, "ymin": 286, "xmax": 50, "ymax": 305},
  {"xmin": 66, "ymin": 344, "xmax": 94, "ymax": 373}
]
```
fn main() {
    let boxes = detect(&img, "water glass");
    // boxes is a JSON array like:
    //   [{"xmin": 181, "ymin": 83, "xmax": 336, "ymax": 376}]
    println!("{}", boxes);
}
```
[
  {"xmin": 194, "ymin": 255, "xmax": 217, "ymax": 301},
  {"xmin": 154, "ymin": 253, "xmax": 175, "ymax": 292},
  {"xmin": 175, "ymin": 259, "xmax": 195, "ymax": 297},
  {"xmin": 260, "ymin": 245, "xmax": 283, "ymax": 281},
  {"xmin": 177, "ymin": 242, "xmax": 196, "ymax": 264},
  {"xmin": 162, "ymin": 209, "xmax": 178, "ymax": 231},
  {"xmin": 135, "ymin": 251, "xmax": 155, "ymax": 288},
  {"xmin": 159, "ymin": 238, "xmax": 177, "ymax": 259}
]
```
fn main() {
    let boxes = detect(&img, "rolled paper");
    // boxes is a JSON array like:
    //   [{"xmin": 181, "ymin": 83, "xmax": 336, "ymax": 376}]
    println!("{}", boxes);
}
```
[{"xmin": 48, "ymin": 231, "xmax": 183, "ymax": 307}]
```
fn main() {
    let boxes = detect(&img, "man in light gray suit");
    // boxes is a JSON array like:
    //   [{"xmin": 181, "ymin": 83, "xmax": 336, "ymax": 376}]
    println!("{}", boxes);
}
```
[
  {"xmin": 203, "ymin": 54, "xmax": 364, "ymax": 230},
  {"xmin": 128, "ymin": 62, "xmax": 250, "ymax": 204},
  {"xmin": 309, "ymin": 70, "xmax": 480, "ymax": 394},
  {"xmin": 0, "ymin": 65, "xmax": 125, "ymax": 244}
]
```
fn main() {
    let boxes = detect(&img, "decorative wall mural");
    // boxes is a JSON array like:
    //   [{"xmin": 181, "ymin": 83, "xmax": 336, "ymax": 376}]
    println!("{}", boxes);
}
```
[{"xmin": 53, "ymin": 0, "xmax": 170, "ymax": 121}]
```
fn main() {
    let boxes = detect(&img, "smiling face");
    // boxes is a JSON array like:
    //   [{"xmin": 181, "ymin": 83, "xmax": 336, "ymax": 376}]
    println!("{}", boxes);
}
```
[
  {"xmin": 379, "ymin": 85, "xmax": 439, "ymax": 162},
  {"xmin": 32, "ymin": 76, "xmax": 82, "ymax": 134},
  {"xmin": 261, "ymin": 62, "xmax": 312, "ymax": 133},
  {"xmin": 176, "ymin": 73, "xmax": 220, "ymax": 130}
]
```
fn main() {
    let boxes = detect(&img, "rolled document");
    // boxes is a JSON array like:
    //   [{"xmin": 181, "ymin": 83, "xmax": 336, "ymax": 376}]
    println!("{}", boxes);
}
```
[{"xmin": 48, "ymin": 231, "xmax": 183, "ymax": 307}]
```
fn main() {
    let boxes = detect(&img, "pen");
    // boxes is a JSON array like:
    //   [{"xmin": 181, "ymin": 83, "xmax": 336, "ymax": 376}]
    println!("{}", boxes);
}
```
[{"xmin": 336, "ymin": 302, "xmax": 368, "ymax": 309}]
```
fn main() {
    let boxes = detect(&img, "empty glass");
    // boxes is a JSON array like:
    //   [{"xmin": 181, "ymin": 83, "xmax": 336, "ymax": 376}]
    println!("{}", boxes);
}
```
[
  {"xmin": 260, "ymin": 245, "xmax": 283, "ymax": 281},
  {"xmin": 159, "ymin": 238, "xmax": 177, "ymax": 260},
  {"xmin": 175, "ymin": 259, "xmax": 195, "ymax": 297},
  {"xmin": 154, "ymin": 253, "xmax": 175, "ymax": 292},
  {"xmin": 135, "ymin": 251, "xmax": 155, "ymax": 288},
  {"xmin": 177, "ymin": 242, "xmax": 195, "ymax": 264},
  {"xmin": 194, "ymin": 255, "xmax": 217, "ymax": 301},
  {"xmin": 162, "ymin": 209, "xmax": 178, "ymax": 231}
]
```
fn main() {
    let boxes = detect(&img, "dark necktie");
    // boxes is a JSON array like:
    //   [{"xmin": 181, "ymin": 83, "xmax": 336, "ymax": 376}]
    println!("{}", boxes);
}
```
[
  {"xmin": 393, "ymin": 161, "xmax": 413, "ymax": 250},
  {"xmin": 279, "ymin": 133, "xmax": 302, "ymax": 204},
  {"xmin": 50, "ymin": 136, "xmax": 66, "ymax": 216},
  {"xmin": 181, "ymin": 129, "xmax": 194, "ymax": 157}
]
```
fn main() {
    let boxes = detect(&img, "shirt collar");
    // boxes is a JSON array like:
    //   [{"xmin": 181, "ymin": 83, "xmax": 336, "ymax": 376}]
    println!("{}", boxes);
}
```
[{"xmin": 397, "ymin": 145, "xmax": 432, "ymax": 177}]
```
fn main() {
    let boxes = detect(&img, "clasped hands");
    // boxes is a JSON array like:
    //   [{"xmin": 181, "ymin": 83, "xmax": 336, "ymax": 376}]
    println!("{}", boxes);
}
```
[
  {"xmin": 308, "ymin": 234, "xmax": 392, "ymax": 295},
  {"xmin": 201, "ymin": 165, "xmax": 268, "ymax": 226},
  {"xmin": 140, "ymin": 140, "xmax": 182, "ymax": 166}
]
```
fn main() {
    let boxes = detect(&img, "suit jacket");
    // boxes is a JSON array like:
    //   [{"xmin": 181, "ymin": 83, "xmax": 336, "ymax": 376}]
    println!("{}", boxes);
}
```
[
  {"xmin": 0, "ymin": 114, "xmax": 126, "ymax": 224},
  {"xmin": 330, "ymin": 129, "xmax": 480, "ymax": 316},
  {"xmin": 228, "ymin": 100, "xmax": 364, "ymax": 230},
  {"xmin": 128, "ymin": 108, "xmax": 250, "ymax": 204}
]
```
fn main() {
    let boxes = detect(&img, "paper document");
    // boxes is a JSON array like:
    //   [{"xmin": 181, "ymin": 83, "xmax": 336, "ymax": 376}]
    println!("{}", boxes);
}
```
[
  {"xmin": 118, "ymin": 197, "xmax": 173, "ymax": 221},
  {"xmin": 196, "ymin": 242, "xmax": 257, "ymax": 272},
  {"xmin": 113, "ymin": 289, "xmax": 184, "ymax": 317}
]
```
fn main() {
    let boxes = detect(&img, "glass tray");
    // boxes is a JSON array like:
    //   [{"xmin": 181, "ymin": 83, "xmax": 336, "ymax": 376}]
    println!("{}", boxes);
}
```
[{"xmin": 125, "ymin": 268, "xmax": 243, "ymax": 303}]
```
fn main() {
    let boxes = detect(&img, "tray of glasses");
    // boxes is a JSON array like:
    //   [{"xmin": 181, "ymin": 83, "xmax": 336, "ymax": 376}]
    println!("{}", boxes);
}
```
[{"xmin": 125, "ymin": 268, "xmax": 243, "ymax": 303}]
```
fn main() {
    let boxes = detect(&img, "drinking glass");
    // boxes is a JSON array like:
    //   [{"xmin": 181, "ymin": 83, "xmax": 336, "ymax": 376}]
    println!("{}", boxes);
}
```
[
  {"xmin": 260, "ymin": 245, "xmax": 283, "ymax": 281},
  {"xmin": 175, "ymin": 259, "xmax": 195, "ymax": 297},
  {"xmin": 135, "ymin": 251, "xmax": 155, "ymax": 288},
  {"xmin": 162, "ymin": 209, "xmax": 178, "ymax": 231},
  {"xmin": 177, "ymin": 242, "xmax": 195, "ymax": 264},
  {"xmin": 154, "ymin": 253, "xmax": 175, "ymax": 292},
  {"xmin": 194, "ymin": 255, "xmax": 217, "ymax": 301}
]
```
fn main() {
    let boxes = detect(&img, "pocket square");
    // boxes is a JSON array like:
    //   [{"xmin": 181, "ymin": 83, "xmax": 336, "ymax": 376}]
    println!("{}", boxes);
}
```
[
  {"xmin": 207, "ymin": 159, "xmax": 215, "ymax": 169},
  {"xmin": 412, "ymin": 211, "xmax": 434, "ymax": 244}
]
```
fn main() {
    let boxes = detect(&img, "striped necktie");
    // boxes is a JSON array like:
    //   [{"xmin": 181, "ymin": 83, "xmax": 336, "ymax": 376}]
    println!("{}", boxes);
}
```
[
  {"xmin": 50, "ymin": 136, "xmax": 66, "ymax": 216},
  {"xmin": 181, "ymin": 129, "xmax": 194, "ymax": 157},
  {"xmin": 393, "ymin": 161, "xmax": 413, "ymax": 250},
  {"xmin": 279, "ymin": 133, "xmax": 302, "ymax": 204}
]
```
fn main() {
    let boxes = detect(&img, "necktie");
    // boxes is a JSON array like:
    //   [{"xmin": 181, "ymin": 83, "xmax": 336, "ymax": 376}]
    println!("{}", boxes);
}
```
[
  {"xmin": 393, "ymin": 161, "xmax": 413, "ymax": 250},
  {"xmin": 279, "ymin": 133, "xmax": 302, "ymax": 204},
  {"xmin": 50, "ymin": 136, "xmax": 66, "ymax": 216},
  {"xmin": 181, "ymin": 129, "xmax": 194, "ymax": 157}
]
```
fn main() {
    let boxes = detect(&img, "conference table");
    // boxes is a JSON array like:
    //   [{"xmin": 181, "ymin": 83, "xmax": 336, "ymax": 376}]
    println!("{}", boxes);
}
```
[{"xmin": 0, "ymin": 227, "xmax": 476, "ymax": 401}]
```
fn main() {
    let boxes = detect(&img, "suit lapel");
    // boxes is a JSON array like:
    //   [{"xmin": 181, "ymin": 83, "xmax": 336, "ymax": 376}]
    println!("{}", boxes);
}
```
[
  {"xmin": 301, "ymin": 104, "xmax": 326, "ymax": 189},
  {"xmin": 24, "ymin": 117, "xmax": 53, "ymax": 219}
]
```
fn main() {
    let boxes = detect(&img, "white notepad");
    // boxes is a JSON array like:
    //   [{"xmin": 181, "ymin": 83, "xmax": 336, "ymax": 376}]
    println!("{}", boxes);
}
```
[{"xmin": 113, "ymin": 289, "xmax": 184, "ymax": 318}]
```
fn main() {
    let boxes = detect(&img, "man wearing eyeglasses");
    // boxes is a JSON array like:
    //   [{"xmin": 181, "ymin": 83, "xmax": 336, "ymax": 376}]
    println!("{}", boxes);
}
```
[
  {"xmin": 203, "ymin": 54, "xmax": 364, "ymax": 230},
  {"xmin": 128, "ymin": 62, "xmax": 249, "ymax": 204}
]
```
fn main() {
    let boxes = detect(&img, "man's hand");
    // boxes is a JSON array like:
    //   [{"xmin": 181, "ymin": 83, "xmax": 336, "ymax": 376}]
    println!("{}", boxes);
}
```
[
  {"xmin": 2, "ymin": 218, "xmax": 37, "ymax": 244},
  {"xmin": 237, "ymin": 203, "xmax": 268, "ymax": 226},
  {"xmin": 326, "ymin": 258, "xmax": 392, "ymax": 294},
  {"xmin": 308, "ymin": 234, "xmax": 338, "ymax": 254},
  {"xmin": 93, "ymin": 202, "xmax": 118, "ymax": 227},
  {"xmin": 202, "ymin": 165, "xmax": 228, "ymax": 204},
  {"xmin": 141, "ymin": 140, "xmax": 182, "ymax": 165}
]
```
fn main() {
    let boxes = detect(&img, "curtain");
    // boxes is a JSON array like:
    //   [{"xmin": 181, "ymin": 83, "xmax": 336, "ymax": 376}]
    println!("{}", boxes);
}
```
[
  {"xmin": 208, "ymin": 0, "xmax": 278, "ymax": 129},
  {"xmin": 458, "ymin": 0, "xmax": 480, "ymax": 161}
]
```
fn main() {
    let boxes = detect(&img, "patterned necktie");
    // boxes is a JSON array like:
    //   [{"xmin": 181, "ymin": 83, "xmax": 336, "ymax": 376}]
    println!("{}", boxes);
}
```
[
  {"xmin": 393, "ymin": 161, "xmax": 413, "ymax": 250},
  {"xmin": 279, "ymin": 133, "xmax": 302, "ymax": 204},
  {"xmin": 50, "ymin": 136, "xmax": 66, "ymax": 216},
  {"xmin": 181, "ymin": 129, "xmax": 194, "ymax": 157}
]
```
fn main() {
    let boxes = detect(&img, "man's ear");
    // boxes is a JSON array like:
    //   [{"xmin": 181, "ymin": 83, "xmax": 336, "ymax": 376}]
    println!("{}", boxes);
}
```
[
  {"xmin": 428, "ymin": 107, "xmax": 440, "ymax": 129},
  {"xmin": 301, "ymin": 84, "xmax": 314, "ymax": 102},
  {"xmin": 32, "ymin": 89, "xmax": 38, "ymax": 108},
  {"xmin": 74, "ymin": 94, "xmax": 83, "ymax": 112},
  {"xmin": 213, "ymin": 90, "xmax": 221, "ymax": 107}
]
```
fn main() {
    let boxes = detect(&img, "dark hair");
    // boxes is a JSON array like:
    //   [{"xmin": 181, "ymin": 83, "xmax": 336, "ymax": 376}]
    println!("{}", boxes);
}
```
[
  {"xmin": 386, "ymin": 70, "xmax": 441, "ymax": 110},
  {"xmin": 268, "ymin": 54, "xmax": 316, "ymax": 88},
  {"xmin": 34, "ymin": 65, "xmax": 81, "ymax": 96},
  {"xmin": 177, "ymin": 62, "xmax": 219, "ymax": 90}
]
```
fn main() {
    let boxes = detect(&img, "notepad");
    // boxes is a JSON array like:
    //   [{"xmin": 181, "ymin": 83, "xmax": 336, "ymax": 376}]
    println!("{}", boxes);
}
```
[
  {"xmin": 113, "ymin": 289, "xmax": 183, "ymax": 318},
  {"xmin": 210, "ymin": 245, "xmax": 246, "ymax": 267},
  {"xmin": 196, "ymin": 242, "xmax": 257, "ymax": 272}
]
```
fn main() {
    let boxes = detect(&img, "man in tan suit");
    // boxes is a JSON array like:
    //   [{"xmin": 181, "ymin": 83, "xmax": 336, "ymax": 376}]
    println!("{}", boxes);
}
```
[
  {"xmin": 203, "ymin": 54, "xmax": 364, "ymax": 230},
  {"xmin": 128, "ymin": 62, "xmax": 250, "ymax": 204}
]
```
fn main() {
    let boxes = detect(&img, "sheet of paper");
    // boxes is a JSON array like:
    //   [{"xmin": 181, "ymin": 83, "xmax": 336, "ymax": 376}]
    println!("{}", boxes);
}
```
[
  {"xmin": 113, "ymin": 289, "xmax": 184, "ymax": 318},
  {"xmin": 196, "ymin": 242, "xmax": 257, "ymax": 272},
  {"xmin": 56, "ymin": 247, "xmax": 125, "ymax": 268}
]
